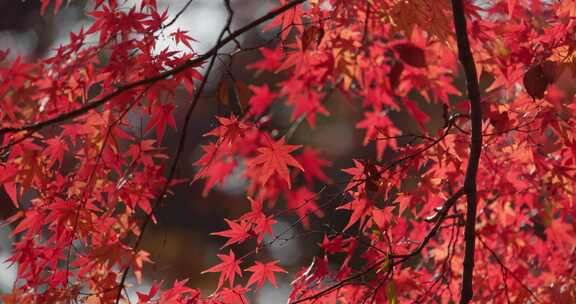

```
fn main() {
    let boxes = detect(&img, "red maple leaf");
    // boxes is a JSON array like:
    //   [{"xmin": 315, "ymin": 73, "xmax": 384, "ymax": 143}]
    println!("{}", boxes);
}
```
[
  {"xmin": 356, "ymin": 111, "xmax": 400, "ymax": 160},
  {"xmin": 248, "ymin": 46, "xmax": 283, "ymax": 72},
  {"xmin": 201, "ymin": 250, "xmax": 243, "ymax": 289},
  {"xmin": 296, "ymin": 148, "xmax": 331, "ymax": 185},
  {"xmin": 247, "ymin": 137, "xmax": 303, "ymax": 188},
  {"xmin": 245, "ymin": 260, "xmax": 287, "ymax": 288},
  {"xmin": 170, "ymin": 29, "xmax": 195, "ymax": 49},
  {"xmin": 158, "ymin": 279, "xmax": 199, "ymax": 303},
  {"xmin": 247, "ymin": 84, "xmax": 278, "ymax": 117},
  {"xmin": 263, "ymin": 0, "xmax": 304, "ymax": 40},
  {"xmin": 145, "ymin": 102, "xmax": 177, "ymax": 142},
  {"xmin": 286, "ymin": 91, "xmax": 329, "ymax": 127},
  {"xmin": 336, "ymin": 191, "xmax": 374, "ymax": 231},
  {"xmin": 136, "ymin": 280, "xmax": 161, "ymax": 302},
  {"xmin": 218, "ymin": 285, "xmax": 249, "ymax": 304},
  {"xmin": 402, "ymin": 98, "xmax": 430, "ymax": 131},
  {"xmin": 195, "ymin": 156, "xmax": 236, "ymax": 196},
  {"xmin": 287, "ymin": 186, "xmax": 324, "ymax": 228},
  {"xmin": 132, "ymin": 250, "xmax": 153, "ymax": 284},
  {"xmin": 204, "ymin": 115, "xmax": 249, "ymax": 144},
  {"xmin": 211, "ymin": 219, "xmax": 251, "ymax": 248},
  {"xmin": 255, "ymin": 216, "xmax": 277, "ymax": 244},
  {"xmin": 44, "ymin": 136, "xmax": 68, "ymax": 168},
  {"xmin": 193, "ymin": 142, "xmax": 235, "ymax": 192}
]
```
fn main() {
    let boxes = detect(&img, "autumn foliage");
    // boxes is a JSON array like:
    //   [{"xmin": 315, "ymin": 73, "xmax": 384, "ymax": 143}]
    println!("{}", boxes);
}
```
[{"xmin": 2, "ymin": 0, "xmax": 576, "ymax": 303}]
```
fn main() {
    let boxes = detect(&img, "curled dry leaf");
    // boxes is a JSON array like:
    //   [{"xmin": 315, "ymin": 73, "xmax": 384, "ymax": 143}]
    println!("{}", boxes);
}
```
[{"xmin": 217, "ymin": 79, "xmax": 230, "ymax": 106}]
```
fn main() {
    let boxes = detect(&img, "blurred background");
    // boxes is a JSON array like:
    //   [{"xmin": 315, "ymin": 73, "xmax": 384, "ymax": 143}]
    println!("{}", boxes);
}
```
[{"xmin": 0, "ymin": 0, "xmax": 445, "ymax": 302}]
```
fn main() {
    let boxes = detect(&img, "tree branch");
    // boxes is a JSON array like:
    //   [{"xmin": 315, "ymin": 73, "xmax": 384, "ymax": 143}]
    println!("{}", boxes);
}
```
[
  {"xmin": 163, "ymin": 0, "xmax": 196, "ymax": 29},
  {"xmin": 391, "ymin": 188, "xmax": 465, "ymax": 261},
  {"xmin": 450, "ymin": 0, "xmax": 483, "ymax": 303},
  {"xmin": 292, "ymin": 188, "xmax": 466, "ymax": 304},
  {"xmin": 0, "ymin": 0, "xmax": 306, "ymax": 138},
  {"xmin": 112, "ymin": 1, "xmax": 306, "ymax": 302}
]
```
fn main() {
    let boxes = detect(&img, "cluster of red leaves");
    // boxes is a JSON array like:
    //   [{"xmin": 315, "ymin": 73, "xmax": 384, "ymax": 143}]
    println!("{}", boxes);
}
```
[{"xmin": 1, "ymin": 0, "xmax": 576, "ymax": 303}]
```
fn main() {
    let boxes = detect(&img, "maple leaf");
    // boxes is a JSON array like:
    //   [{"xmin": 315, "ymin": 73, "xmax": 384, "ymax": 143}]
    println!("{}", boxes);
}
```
[
  {"xmin": 136, "ymin": 280, "xmax": 161, "ymax": 302},
  {"xmin": 204, "ymin": 115, "xmax": 250, "ymax": 144},
  {"xmin": 263, "ymin": 0, "xmax": 305, "ymax": 40},
  {"xmin": 356, "ymin": 111, "xmax": 400, "ymax": 160},
  {"xmin": 296, "ymin": 148, "xmax": 331, "ymax": 185},
  {"xmin": 253, "ymin": 215, "xmax": 276, "ymax": 245},
  {"xmin": 247, "ymin": 46, "xmax": 283, "ymax": 72},
  {"xmin": 320, "ymin": 235, "xmax": 354, "ymax": 255},
  {"xmin": 170, "ymin": 29, "xmax": 195, "ymax": 49},
  {"xmin": 247, "ymin": 84, "xmax": 278, "ymax": 117},
  {"xmin": 132, "ymin": 250, "xmax": 153, "ymax": 285},
  {"xmin": 192, "ymin": 139, "xmax": 239, "ymax": 196},
  {"xmin": 218, "ymin": 285, "xmax": 249, "ymax": 304},
  {"xmin": 336, "ymin": 192, "xmax": 374, "ymax": 231},
  {"xmin": 145, "ymin": 102, "xmax": 177, "ymax": 143},
  {"xmin": 287, "ymin": 186, "xmax": 324, "ymax": 228},
  {"xmin": 247, "ymin": 137, "xmax": 303, "ymax": 188},
  {"xmin": 211, "ymin": 219, "xmax": 251, "ymax": 248},
  {"xmin": 286, "ymin": 91, "xmax": 329, "ymax": 127},
  {"xmin": 202, "ymin": 250, "xmax": 243, "ymax": 289},
  {"xmin": 44, "ymin": 136, "xmax": 68, "ymax": 168},
  {"xmin": 523, "ymin": 62, "xmax": 555, "ymax": 100},
  {"xmin": 237, "ymin": 197, "xmax": 275, "ymax": 244},
  {"xmin": 290, "ymin": 255, "xmax": 330, "ymax": 302},
  {"xmin": 7, "ymin": 0, "xmax": 576, "ymax": 302},
  {"xmin": 198, "ymin": 159, "xmax": 236, "ymax": 196},
  {"xmin": 402, "ymin": 98, "xmax": 430, "ymax": 131},
  {"xmin": 245, "ymin": 260, "xmax": 287, "ymax": 288},
  {"xmin": 158, "ymin": 279, "xmax": 199, "ymax": 303},
  {"xmin": 240, "ymin": 196, "xmax": 265, "ymax": 223}
]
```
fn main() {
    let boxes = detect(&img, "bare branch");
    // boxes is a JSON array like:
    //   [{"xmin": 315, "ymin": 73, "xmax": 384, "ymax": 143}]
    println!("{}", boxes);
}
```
[{"xmin": 163, "ymin": 0, "xmax": 196, "ymax": 29}]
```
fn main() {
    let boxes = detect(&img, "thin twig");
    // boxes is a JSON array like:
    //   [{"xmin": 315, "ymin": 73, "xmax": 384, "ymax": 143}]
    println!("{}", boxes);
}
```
[
  {"xmin": 477, "ymin": 236, "xmax": 543, "ymax": 304},
  {"xmin": 163, "ymin": 0, "xmax": 196, "ymax": 28}
]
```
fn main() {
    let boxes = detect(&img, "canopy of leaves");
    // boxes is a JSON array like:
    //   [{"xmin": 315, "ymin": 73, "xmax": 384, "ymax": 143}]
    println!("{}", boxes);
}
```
[{"xmin": 1, "ymin": 0, "xmax": 576, "ymax": 303}]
